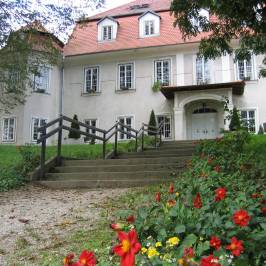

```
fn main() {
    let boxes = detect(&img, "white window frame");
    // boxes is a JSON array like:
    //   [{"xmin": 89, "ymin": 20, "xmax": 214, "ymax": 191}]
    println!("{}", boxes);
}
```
[
  {"xmin": 84, "ymin": 66, "xmax": 100, "ymax": 93},
  {"xmin": 195, "ymin": 56, "xmax": 211, "ymax": 84},
  {"xmin": 144, "ymin": 20, "xmax": 155, "ymax": 36},
  {"xmin": 156, "ymin": 113, "xmax": 172, "ymax": 140},
  {"xmin": 239, "ymin": 108, "xmax": 258, "ymax": 133},
  {"xmin": 31, "ymin": 117, "xmax": 48, "ymax": 143},
  {"xmin": 102, "ymin": 25, "xmax": 113, "ymax": 41},
  {"xmin": 2, "ymin": 117, "xmax": 16, "ymax": 143},
  {"xmin": 235, "ymin": 55, "xmax": 256, "ymax": 81},
  {"xmin": 117, "ymin": 62, "xmax": 135, "ymax": 90},
  {"xmin": 32, "ymin": 65, "xmax": 50, "ymax": 93},
  {"xmin": 84, "ymin": 119, "xmax": 98, "ymax": 143},
  {"xmin": 116, "ymin": 115, "xmax": 135, "ymax": 140},
  {"xmin": 154, "ymin": 59, "xmax": 171, "ymax": 86}
]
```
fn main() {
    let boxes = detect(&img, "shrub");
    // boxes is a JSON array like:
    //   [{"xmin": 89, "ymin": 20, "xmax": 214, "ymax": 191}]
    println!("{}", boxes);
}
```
[
  {"xmin": 68, "ymin": 114, "xmax": 81, "ymax": 139},
  {"xmin": 148, "ymin": 110, "xmax": 157, "ymax": 136},
  {"xmin": 0, "ymin": 167, "xmax": 25, "ymax": 192},
  {"xmin": 152, "ymin": 81, "xmax": 161, "ymax": 92},
  {"xmin": 229, "ymin": 107, "xmax": 241, "ymax": 131},
  {"xmin": 258, "ymin": 125, "xmax": 264, "ymax": 135}
]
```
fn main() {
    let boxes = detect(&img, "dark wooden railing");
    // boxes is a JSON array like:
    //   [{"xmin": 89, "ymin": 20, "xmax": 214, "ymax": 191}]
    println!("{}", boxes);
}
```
[{"xmin": 37, "ymin": 115, "xmax": 164, "ymax": 179}]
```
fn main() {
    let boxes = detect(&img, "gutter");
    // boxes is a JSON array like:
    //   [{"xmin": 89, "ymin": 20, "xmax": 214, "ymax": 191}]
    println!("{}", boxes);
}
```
[{"xmin": 59, "ymin": 55, "xmax": 65, "ymax": 115}]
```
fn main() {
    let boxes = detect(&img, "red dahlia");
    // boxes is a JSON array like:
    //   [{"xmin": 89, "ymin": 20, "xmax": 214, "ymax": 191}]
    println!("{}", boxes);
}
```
[
  {"xmin": 127, "ymin": 215, "xmax": 135, "ymax": 224},
  {"xmin": 210, "ymin": 236, "xmax": 221, "ymax": 250},
  {"xmin": 155, "ymin": 192, "xmax": 161, "ymax": 202},
  {"xmin": 193, "ymin": 193, "xmax": 203, "ymax": 209},
  {"xmin": 215, "ymin": 187, "xmax": 227, "ymax": 201},
  {"xmin": 226, "ymin": 237, "xmax": 244, "ymax": 257},
  {"xmin": 233, "ymin": 209, "xmax": 250, "ymax": 227},
  {"xmin": 169, "ymin": 183, "xmax": 174, "ymax": 194},
  {"xmin": 201, "ymin": 254, "xmax": 221, "ymax": 266}
]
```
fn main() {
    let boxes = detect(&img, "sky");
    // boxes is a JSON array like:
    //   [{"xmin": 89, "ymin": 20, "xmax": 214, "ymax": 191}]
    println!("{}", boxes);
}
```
[{"xmin": 106, "ymin": 0, "xmax": 133, "ymax": 10}]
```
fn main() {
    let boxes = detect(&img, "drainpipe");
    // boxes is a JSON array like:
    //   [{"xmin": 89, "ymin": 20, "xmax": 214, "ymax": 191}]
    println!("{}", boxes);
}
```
[{"xmin": 59, "ymin": 55, "xmax": 65, "ymax": 115}]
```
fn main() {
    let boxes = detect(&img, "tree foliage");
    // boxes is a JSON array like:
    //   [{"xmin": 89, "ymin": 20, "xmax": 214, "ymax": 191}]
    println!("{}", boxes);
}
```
[
  {"xmin": 148, "ymin": 110, "xmax": 157, "ymax": 136},
  {"xmin": 69, "ymin": 114, "xmax": 81, "ymax": 139},
  {"xmin": 0, "ymin": 0, "xmax": 104, "ymax": 111},
  {"xmin": 229, "ymin": 107, "xmax": 241, "ymax": 131},
  {"xmin": 170, "ymin": 0, "xmax": 266, "ymax": 77}
]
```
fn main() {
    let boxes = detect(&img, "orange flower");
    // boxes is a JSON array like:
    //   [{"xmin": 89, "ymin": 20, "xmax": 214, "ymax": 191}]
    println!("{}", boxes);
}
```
[
  {"xmin": 226, "ymin": 237, "xmax": 244, "ymax": 257},
  {"xmin": 233, "ymin": 209, "xmax": 250, "ymax": 227},
  {"xmin": 155, "ymin": 192, "xmax": 161, "ymax": 202},
  {"xmin": 113, "ymin": 229, "xmax": 141, "ymax": 266},
  {"xmin": 169, "ymin": 183, "xmax": 174, "ymax": 194},
  {"xmin": 210, "ymin": 236, "xmax": 221, "ymax": 250},
  {"xmin": 215, "ymin": 187, "xmax": 227, "ymax": 201},
  {"xmin": 193, "ymin": 193, "xmax": 202, "ymax": 209},
  {"xmin": 78, "ymin": 250, "xmax": 97, "ymax": 266},
  {"xmin": 167, "ymin": 199, "xmax": 176, "ymax": 207},
  {"xmin": 63, "ymin": 253, "xmax": 75, "ymax": 266}
]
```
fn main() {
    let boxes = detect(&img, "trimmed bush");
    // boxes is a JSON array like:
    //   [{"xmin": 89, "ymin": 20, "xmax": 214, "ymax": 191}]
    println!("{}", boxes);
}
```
[
  {"xmin": 68, "ymin": 114, "xmax": 81, "ymax": 139},
  {"xmin": 258, "ymin": 125, "xmax": 264, "ymax": 135},
  {"xmin": 148, "ymin": 110, "xmax": 157, "ymax": 136},
  {"xmin": 229, "ymin": 107, "xmax": 241, "ymax": 131}
]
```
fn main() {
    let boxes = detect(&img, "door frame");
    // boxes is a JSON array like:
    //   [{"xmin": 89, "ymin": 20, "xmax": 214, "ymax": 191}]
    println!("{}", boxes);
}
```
[{"xmin": 156, "ymin": 112, "xmax": 173, "ymax": 140}]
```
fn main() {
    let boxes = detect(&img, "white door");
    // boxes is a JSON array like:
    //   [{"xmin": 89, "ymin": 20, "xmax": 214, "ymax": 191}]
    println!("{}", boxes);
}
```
[
  {"xmin": 192, "ymin": 113, "xmax": 217, "ymax": 140},
  {"xmin": 157, "ymin": 115, "xmax": 172, "ymax": 139}
]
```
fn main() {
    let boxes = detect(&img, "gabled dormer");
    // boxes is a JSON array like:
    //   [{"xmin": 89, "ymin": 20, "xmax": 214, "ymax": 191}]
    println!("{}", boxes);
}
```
[
  {"xmin": 97, "ymin": 16, "xmax": 119, "ymax": 42},
  {"xmin": 139, "ymin": 11, "xmax": 161, "ymax": 38}
]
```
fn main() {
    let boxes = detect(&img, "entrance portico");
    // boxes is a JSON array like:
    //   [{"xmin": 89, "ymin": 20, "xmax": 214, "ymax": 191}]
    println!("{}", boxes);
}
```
[{"xmin": 161, "ymin": 81, "xmax": 245, "ymax": 140}]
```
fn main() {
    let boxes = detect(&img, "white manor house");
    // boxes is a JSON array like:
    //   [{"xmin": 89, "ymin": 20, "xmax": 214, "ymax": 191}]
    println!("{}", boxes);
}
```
[{"xmin": 1, "ymin": 0, "xmax": 266, "ymax": 145}]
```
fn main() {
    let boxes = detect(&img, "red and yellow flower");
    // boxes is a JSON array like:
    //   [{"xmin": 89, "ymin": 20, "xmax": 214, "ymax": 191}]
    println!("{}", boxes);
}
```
[
  {"xmin": 169, "ymin": 183, "xmax": 174, "ymax": 194},
  {"xmin": 210, "ymin": 236, "xmax": 221, "ymax": 250},
  {"xmin": 113, "ymin": 229, "xmax": 141, "ymax": 266},
  {"xmin": 167, "ymin": 199, "xmax": 176, "ymax": 207},
  {"xmin": 63, "ymin": 253, "xmax": 75, "ymax": 266},
  {"xmin": 226, "ymin": 237, "xmax": 244, "ymax": 257},
  {"xmin": 201, "ymin": 254, "xmax": 221, "ymax": 266},
  {"xmin": 215, "ymin": 187, "xmax": 227, "ymax": 201},
  {"xmin": 233, "ymin": 209, "xmax": 250, "ymax": 227},
  {"xmin": 193, "ymin": 193, "xmax": 203, "ymax": 209},
  {"xmin": 64, "ymin": 250, "xmax": 96, "ymax": 266},
  {"xmin": 155, "ymin": 192, "xmax": 161, "ymax": 202}
]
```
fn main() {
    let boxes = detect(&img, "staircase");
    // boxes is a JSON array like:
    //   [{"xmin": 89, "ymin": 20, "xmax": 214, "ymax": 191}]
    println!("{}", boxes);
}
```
[{"xmin": 37, "ymin": 140, "xmax": 195, "ymax": 189}]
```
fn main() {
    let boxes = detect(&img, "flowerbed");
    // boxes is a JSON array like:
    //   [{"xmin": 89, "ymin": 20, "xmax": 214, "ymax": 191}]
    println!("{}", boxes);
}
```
[{"xmin": 64, "ymin": 131, "xmax": 266, "ymax": 266}]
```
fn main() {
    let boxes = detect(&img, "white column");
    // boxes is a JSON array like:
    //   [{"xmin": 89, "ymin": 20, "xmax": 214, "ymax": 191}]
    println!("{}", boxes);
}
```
[
  {"xmin": 223, "ymin": 90, "xmax": 234, "ymax": 130},
  {"xmin": 221, "ymin": 54, "xmax": 231, "ymax": 82},
  {"xmin": 174, "ymin": 107, "xmax": 185, "ymax": 140},
  {"xmin": 176, "ymin": 54, "xmax": 185, "ymax": 86}
]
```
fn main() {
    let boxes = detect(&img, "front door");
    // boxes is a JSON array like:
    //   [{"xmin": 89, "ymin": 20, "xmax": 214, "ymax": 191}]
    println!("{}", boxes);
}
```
[
  {"xmin": 157, "ymin": 115, "xmax": 172, "ymax": 140},
  {"xmin": 191, "ymin": 113, "xmax": 217, "ymax": 140}
]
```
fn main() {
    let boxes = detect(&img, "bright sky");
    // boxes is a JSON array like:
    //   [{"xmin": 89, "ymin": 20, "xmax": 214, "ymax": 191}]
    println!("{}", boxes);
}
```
[{"xmin": 106, "ymin": 0, "xmax": 133, "ymax": 9}]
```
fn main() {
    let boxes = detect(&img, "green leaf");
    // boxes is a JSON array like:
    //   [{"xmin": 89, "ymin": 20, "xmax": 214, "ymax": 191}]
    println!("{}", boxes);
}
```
[
  {"xmin": 196, "ymin": 241, "xmax": 210, "ymax": 256},
  {"xmin": 182, "ymin": 234, "xmax": 197, "ymax": 247},
  {"xmin": 175, "ymin": 224, "xmax": 186, "ymax": 234}
]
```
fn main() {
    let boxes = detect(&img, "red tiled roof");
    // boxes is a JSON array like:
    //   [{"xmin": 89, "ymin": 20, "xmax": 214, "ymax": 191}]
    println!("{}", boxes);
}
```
[{"xmin": 64, "ymin": 0, "xmax": 208, "ymax": 57}]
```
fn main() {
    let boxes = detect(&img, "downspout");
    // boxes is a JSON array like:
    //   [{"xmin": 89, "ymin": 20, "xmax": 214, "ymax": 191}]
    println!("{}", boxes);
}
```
[{"xmin": 59, "ymin": 55, "xmax": 65, "ymax": 115}]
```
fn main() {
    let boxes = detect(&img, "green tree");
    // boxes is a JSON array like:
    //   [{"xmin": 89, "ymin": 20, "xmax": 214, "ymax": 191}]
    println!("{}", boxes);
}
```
[
  {"xmin": 69, "ymin": 114, "xmax": 81, "ymax": 139},
  {"xmin": 170, "ymin": 0, "xmax": 266, "ymax": 77},
  {"xmin": 0, "ymin": 0, "xmax": 104, "ymax": 111},
  {"xmin": 229, "ymin": 107, "xmax": 241, "ymax": 131},
  {"xmin": 258, "ymin": 125, "xmax": 264, "ymax": 135},
  {"xmin": 148, "ymin": 110, "xmax": 157, "ymax": 136}
]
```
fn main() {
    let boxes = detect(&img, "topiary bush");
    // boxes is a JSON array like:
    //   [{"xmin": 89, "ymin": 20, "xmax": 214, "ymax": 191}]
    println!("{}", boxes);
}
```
[
  {"xmin": 258, "ymin": 125, "xmax": 264, "ymax": 135},
  {"xmin": 68, "ymin": 114, "xmax": 81, "ymax": 139},
  {"xmin": 229, "ymin": 107, "xmax": 241, "ymax": 131},
  {"xmin": 148, "ymin": 110, "xmax": 157, "ymax": 136}
]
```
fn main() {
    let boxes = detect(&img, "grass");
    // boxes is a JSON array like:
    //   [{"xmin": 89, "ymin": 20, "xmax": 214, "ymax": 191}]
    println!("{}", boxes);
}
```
[{"xmin": 5, "ymin": 185, "xmax": 160, "ymax": 266}]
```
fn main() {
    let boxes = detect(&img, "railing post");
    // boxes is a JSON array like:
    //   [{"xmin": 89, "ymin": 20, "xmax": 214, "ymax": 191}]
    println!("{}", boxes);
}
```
[
  {"xmin": 141, "ymin": 126, "xmax": 144, "ymax": 151},
  {"xmin": 154, "ymin": 133, "xmax": 157, "ymax": 148},
  {"xmin": 160, "ymin": 130, "xmax": 162, "ymax": 146},
  {"xmin": 57, "ymin": 116, "xmax": 63, "ymax": 165},
  {"xmin": 103, "ymin": 132, "xmax": 106, "ymax": 159},
  {"xmin": 114, "ymin": 124, "xmax": 118, "ymax": 156},
  {"xmin": 40, "ymin": 128, "xmax": 46, "ymax": 179},
  {"xmin": 135, "ymin": 132, "xmax": 138, "ymax": 152}
]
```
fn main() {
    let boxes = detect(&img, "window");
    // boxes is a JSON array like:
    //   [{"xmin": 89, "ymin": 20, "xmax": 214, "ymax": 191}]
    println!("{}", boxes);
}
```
[
  {"xmin": 155, "ymin": 59, "xmax": 170, "ymax": 86},
  {"xmin": 157, "ymin": 115, "xmax": 171, "ymax": 139},
  {"xmin": 2, "ymin": 118, "xmax": 16, "ymax": 142},
  {"xmin": 240, "ymin": 110, "xmax": 256, "ymax": 133},
  {"xmin": 33, "ymin": 66, "xmax": 50, "ymax": 93},
  {"xmin": 236, "ymin": 58, "xmax": 254, "ymax": 80},
  {"xmin": 196, "ymin": 56, "xmax": 210, "ymax": 84},
  {"xmin": 85, "ymin": 67, "xmax": 99, "ymax": 93},
  {"xmin": 85, "ymin": 119, "xmax": 97, "ymax": 135},
  {"xmin": 118, "ymin": 116, "xmax": 133, "ymax": 140},
  {"xmin": 144, "ymin": 20, "xmax": 155, "ymax": 36},
  {"xmin": 118, "ymin": 63, "xmax": 134, "ymax": 90},
  {"xmin": 102, "ymin": 25, "xmax": 113, "ymax": 41},
  {"xmin": 31, "ymin": 117, "xmax": 47, "ymax": 142}
]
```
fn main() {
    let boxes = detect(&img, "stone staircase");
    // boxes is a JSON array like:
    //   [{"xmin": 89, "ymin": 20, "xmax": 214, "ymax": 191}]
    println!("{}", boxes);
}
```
[{"xmin": 37, "ymin": 140, "xmax": 195, "ymax": 189}]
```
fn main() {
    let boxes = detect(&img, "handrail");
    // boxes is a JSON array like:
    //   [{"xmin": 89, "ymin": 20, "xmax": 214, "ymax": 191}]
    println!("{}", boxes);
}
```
[{"xmin": 37, "ymin": 114, "xmax": 164, "ymax": 179}]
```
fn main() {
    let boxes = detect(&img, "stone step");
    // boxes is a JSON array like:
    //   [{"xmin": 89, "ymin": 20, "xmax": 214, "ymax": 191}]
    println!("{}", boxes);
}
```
[
  {"xmin": 62, "ymin": 156, "xmax": 192, "ymax": 166},
  {"xmin": 52, "ymin": 163, "xmax": 184, "ymax": 173},
  {"xmin": 162, "ymin": 140, "xmax": 195, "ymax": 145},
  {"xmin": 118, "ymin": 151, "xmax": 193, "ymax": 158},
  {"xmin": 36, "ymin": 177, "xmax": 176, "ymax": 189},
  {"xmin": 46, "ymin": 170, "xmax": 179, "ymax": 181},
  {"xmin": 146, "ymin": 146, "xmax": 195, "ymax": 151}
]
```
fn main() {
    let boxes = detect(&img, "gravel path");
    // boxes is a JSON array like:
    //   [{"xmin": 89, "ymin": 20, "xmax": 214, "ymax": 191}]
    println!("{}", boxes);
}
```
[{"xmin": 0, "ymin": 184, "xmax": 128, "ymax": 265}]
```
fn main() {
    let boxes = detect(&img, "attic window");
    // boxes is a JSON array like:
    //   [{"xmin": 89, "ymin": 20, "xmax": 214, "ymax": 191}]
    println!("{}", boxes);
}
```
[
  {"xmin": 102, "ymin": 25, "xmax": 113, "ymax": 40},
  {"xmin": 130, "ymin": 4, "xmax": 149, "ymax": 10}
]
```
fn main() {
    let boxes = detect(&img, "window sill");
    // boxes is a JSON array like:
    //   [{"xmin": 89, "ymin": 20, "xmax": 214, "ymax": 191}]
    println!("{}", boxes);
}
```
[
  {"xmin": 1, "ymin": 140, "xmax": 15, "ymax": 144},
  {"xmin": 81, "ymin": 92, "xmax": 101, "ymax": 97},
  {"xmin": 98, "ymin": 39, "xmax": 116, "ymax": 43},
  {"xmin": 140, "ymin": 34, "xmax": 160, "ymax": 38},
  {"xmin": 32, "ymin": 91, "xmax": 50, "ymax": 95},
  {"xmin": 115, "ymin": 89, "xmax": 136, "ymax": 94}
]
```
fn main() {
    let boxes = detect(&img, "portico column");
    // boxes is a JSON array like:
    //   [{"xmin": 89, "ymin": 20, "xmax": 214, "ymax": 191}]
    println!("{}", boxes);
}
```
[
  {"xmin": 174, "ymin": 107, "xmax": 185, "ymax": 140},
  {"xmin": 223, "ymin": 90, "xmax": 234, "ymax": 131}
]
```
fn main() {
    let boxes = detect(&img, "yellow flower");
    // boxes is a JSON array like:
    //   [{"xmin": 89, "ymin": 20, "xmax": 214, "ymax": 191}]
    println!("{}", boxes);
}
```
[
  {"xmin": 155, "ymin": 241, "xmax": 162, "ymax": 247},
  {"xmin": 147, "ymin": 247, "xmax": 159, "ymax": 258},
  {"xmin": 176, "ymin": 192, "xmax": 180, "ymax": 197},
  {"xmin": 199, "ymin": 236, "xmax": 204, "ymax": 241},
  {"xmin": 141, "ymin": 247, "xmax": 147, "ymax": 254},
  {"xmin": 178, "ymin": 258, "xmax": 184, "ymax": 265},
  {"xmin": 163, "ymin": 253, "xmax": 171, "ymax": 261},
  {"xmin": 166, "ymin": 236, "xmax": 180, "ymax": 247}
]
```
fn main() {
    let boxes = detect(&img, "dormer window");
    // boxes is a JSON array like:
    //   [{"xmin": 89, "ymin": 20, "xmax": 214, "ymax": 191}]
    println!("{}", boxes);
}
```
[
  {"xmin": 102, "ymin": 25, "xmax": 113, "ymax": 41},
  {"xmin": 144, "ymin": 20, "xmax": 155, "ymax": 36},
  {"xmin": 97, "ymin": 16, "xmax": 118, "ymax": 42},
  {"xmin": 139, "ymin": 11, "xmax": 160, "ymax": 38}
]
